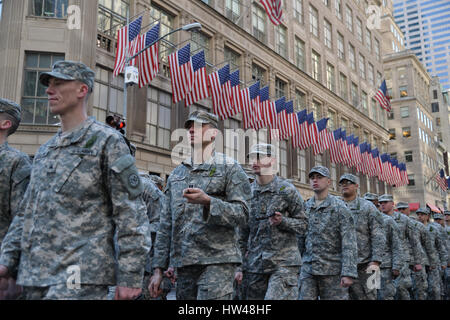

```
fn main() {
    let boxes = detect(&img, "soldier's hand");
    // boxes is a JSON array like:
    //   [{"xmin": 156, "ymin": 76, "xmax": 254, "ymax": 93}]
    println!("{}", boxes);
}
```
[
  {"xmin": 441, "ymin": 265, "xmax": 446, "ymax": 270},
  {"xmin": 234, "ymin": 272, "xmax": 243, "ymax": 285},
  {"xmin": 164, "ymin": 267, "xmax": 177, "ymax": 284},
  {"xmin": 0, "ymin": 265, "xmax": 10, "ymax": 291},
  {"xmin": 114, "ymin": 286, "xmax": 142, "ymax": 300},
  {"xmin": 269, "ymin": 212, "xmax": 283, "ymax": 226},
  {"xmin": 183, "ymin": 188, "xmax": 211, "ymax": 206},
  {"xmin": 149, "ymin": 268, "xmax": 163, "ymax": 298},
  {"xmin": 413, "ymin": 264, "xmax": 422, "ymax": 272},
  {"xmin": 392, "ymin": 269, "xmax": 400, "ymax": 278},
  {"xmin": 340, "ymin": 276, "xmax": 353, "ymax": 288}
]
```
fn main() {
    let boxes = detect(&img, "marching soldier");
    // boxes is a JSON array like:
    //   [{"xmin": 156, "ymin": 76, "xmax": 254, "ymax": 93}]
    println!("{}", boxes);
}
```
[
  {"xmin": 0, "ymin": 61, "xmax": 151, "ymax": 300},
  {"xmin": 429, "ymin": 212, "xmax": 448, "ymax": 299},
  {"xmin": 338, "ymin": 174, "xmax": 384, "ymax": 300},
  {"xmin": 149, "ymin": 110, "xmax": 252, "ymax": 300},
  {"xmin": 238, "ymin": 144, "xmax": 307, "ymax": 300},
  {"xmin": 363, "ymin": 192, "xmax": 380, "ymax": 210},
  {"xmin": 298, "ymin": 166, "xmax": 358, "ymax": 300}
]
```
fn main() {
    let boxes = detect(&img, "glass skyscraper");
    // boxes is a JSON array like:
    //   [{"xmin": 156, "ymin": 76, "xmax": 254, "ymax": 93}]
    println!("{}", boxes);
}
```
[{"xmin": 393, "ymin": 0, "xmax": 450, "ymax": 90}]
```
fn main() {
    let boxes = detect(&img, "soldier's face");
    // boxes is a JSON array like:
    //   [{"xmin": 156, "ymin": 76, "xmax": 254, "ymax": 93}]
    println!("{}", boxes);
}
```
[
  {"xmin": 188, "ymin": 122, "xmax": 217, "ymax": 146},
  {"xmin": 399, "ymin": 208, "xmax": 410, "ymax": 216},
  {"xmin": 417, "ymin": 213, "xmax": 428, "ymax": 223},
  {"xmin": 446, "ymin": 215, "xmax": 450, "ymax": 225},
  {"xmin": 435, "ymin": 219, "xmax": 444, "ymax": 227},
  {"xmin": 309, "ymin": 173, "xmax": 330, "ymax": 193},
  {"xmin": 380, "ymin": 201, "xmax": 394, "ymax": 214},
  {"xmin": 339, "ymin": 180, "xmax": 358, "ymax": 197},
  {"xmin": 250, "ymin": 154, "xmax": 274, "ymax": 176},
  {"xmin": 46, "ymin": 78, "xmax": 88, "ymax": 115}
]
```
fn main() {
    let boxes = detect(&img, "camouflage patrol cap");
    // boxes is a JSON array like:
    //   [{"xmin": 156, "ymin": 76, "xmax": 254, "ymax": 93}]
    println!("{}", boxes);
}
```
[
  {"xmin": 416, "ymin": 207, "xmax": 430, "ymax": 215},
  {"xmin": 339, "ymin": 173, "xmax": 360, "ymax": 185},
  {"xmin": 445, "ymin": 211, "xmax": 450, "ymax": 215},
  {"xmin": 184, "ymin": 110, "xmax": 219, "ymax": 129},
  {"xmin": 0, "ymin": 98, "xmax": 21, "ymax": 122},
  {"xmin": 247, "ymin": 143, "xmax": 276, "ymax": 158},
  {"xmin": 378, "ymin": 194, "xmax": 393, "ymax": 202},
  {"xmin": 363, "ymin": 192, "xmax": 378, "ymax": 201},
  {"xmin": 396, "ymin": 202, "xmax": 409, "ymax": 209},
  {"xmin": 39, "ymin": 60, "xmax": 95, "ymax": 92},
  {"xmin": 308, "ymin": 166, "xmax": 331, "ymax": 178},
  {"xmin": 433, "ymin": 212, "xmax": 444, "ymax": 220},
  {"xmin": 149, "ymin": 174, "xmax": 165, "ymax": 187}
]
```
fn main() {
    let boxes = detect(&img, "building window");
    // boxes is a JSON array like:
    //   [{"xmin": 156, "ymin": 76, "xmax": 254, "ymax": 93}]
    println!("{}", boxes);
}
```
[
  {"xmin": 349, "ymin": 44, "xmax": 356, "ymax": 71},
  {"xmin": 337, "ymin": 32, "xmax": 345, "ymax": 60},
  {"xmin": 326, "ymin": 63, "xmax": 336, "ymax": 93},
  {"xmin": 252, "ymin": 4, "xmax": 266, "ymax": 43},
  {"xmin": 390, "ymin": 152, "xmax": 397, "ymax": 160},
  {"xmin": 191, "ymin": 32, "xmax": 211, "ymax": 62},
  {"xmin": 298, "ymin": 149, "xmax": 307, "ymax": 184},
  {"xmin": 398, "ymin": 67, "xmax": 406, "ymax": 80},
  {"xmin": 330, "ymin": 162, "xmax": 337, "ymax": 190},
  {"xmin": 399, "ymin": 85, "xmax": 408, "ymax": 97},
  {"xmin": 436, "ymin": 117, "xmax": 441, "ymax": 127},
  {"xmin": 275, "ymin": 78, "xmax": 287, "ymax": 98},
  {"xmin": 339, "ymin": 72, "xmax": 348, "ymax": 101},
  {"xmin": 224, "ymin": 47, "xmax": 241, "ymax": 71},
  {"xmin": 359, "ymin": 54, "xmax": 366, "ymax": 79},
  {"xmin": 150, "ymin": 4, "xmax": 175, "ymax": 64},
  {"xmin": 351, "ymin": 82, "xmax": 358, "ymax": 108},
  {"xmin": 335, "ymin": 0, "xmax": 342, "ymax": 20},
  {"xmin": 97, "ymin": 0, "xmax": 128, "ymax": 38},
  {"xmin": 405, "ymin": 150, "xmax": 413, "ymax": 162},
  {"xmin": 371, "ymin": 98, "xmax": 378, "ymax": 122},
  {"xmin": 30, "ymin": 0, "xmax": 69, "ymax": 18},
  {"xmin": 22, "ymin": 52, "xmax": 65, "ymax": 124},
  {"xmin": 224, "ymin": 117, "xmax": 240, "ymax": 160},
  {"xmin": 408, "ymin": 175, "xmax": 415, "ymax": 186},
  {"xmin": 296, "ymin": 90, "xmax": 306, "ymax": 110},
  {"xmin": 327, "ymin": 109, "xmax": 336, "ymax": 130},
  {"xmin": 356, "ymin": 17, "xmax": 363, "ymax": 42},
  {"xmin": 340, "ymin": 117, "xmax": 348, "ymax": 132},
  {"xmin": 387, "ymin": 111, "xmax": 394, "ymax": 120},
  {"xmin": 311, "ymin": 50, "xmax": 321, "ymax": 82},
  {"xmin": 431, "ymin": 102, "xmax": 439, "ymax": 112},
  {"xmin": 276, "ymin": 25, "xmax": 287, "ymax": 58},
  {"xmin": 389, "ymin": 128, "xmax": 396, "ymax": 140},
  {"xmin": 311, "ymin": 100, "xmax": 322, "ymax": 119},
  {"xmin": 252, "ymin": 63, "xmax": 266, "ymax": 87},
  {"xmin": 377, "ymin": 71, "xmax": 382, "ymax": 86},
  {"xmin": 309, "ymin": 5, "xmax": 319, "ymax": 38},
  {"xmin": 280, "ymin": 141, "xmax": 287, "ymax": 178},
  {"xmin": 374, "ymin": 38, "xmax": 380, "ymax": 61},
  {"xmin": 147, "ymin": 87, "xmax": 172, "ymax": 149},
  {"xmin": 433, "ymin": 90, "xmax": 438, "ymax": 99},
  {"xmin": 295, "ymin": 37, "xmax": 306, "ymax": 71},
  {"xmin": 368, "ymin": 63, "xmax": 374, "ymax": 85},
  {"xmin": 400, "ymin": 106, "xmax": 409, "ymax": 118},
  {"xmin": 92, "ymin": 66, "xmax": 124, "ymax": 123},
  {"xmin": 365, "ymin": 28, "xmax": 372, "ymax": 52},
  {"xmin": 402, "ymin": 126, "xmax": 411, "ymax": 138},
  {"xmin": 225, "ymin": 0, "xmax": 241, "ymax": 22},
  {"xmin": 294, "ymin": 0, "xmax": 303, "ymax": 24},
  {"xmin": 324, "ymin": 19, "xmax": 332, "ymax": 49},
  {"xmin": 345, "ymin": 6, "xmax": 353, "ymax": 32},
  {"xmin": 361, "ymin": 91, "xmax": 368, "ymax": 115}
]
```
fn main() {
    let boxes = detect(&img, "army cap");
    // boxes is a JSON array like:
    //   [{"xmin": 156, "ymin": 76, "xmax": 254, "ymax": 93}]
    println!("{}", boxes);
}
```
[
  {"xmin": 39, "ymin": 60, "xmax": 95, "ymax": 92},
  {"xmin": 416, "ymin": 207, "xmax": 430, "ymax": 215},
  {"xmin": 184, "ymin": 110, "xmax": 219, "ymax": 129},
  {"xmin": 363, "ymin": 192, "xmax": 378, "ymax": 201},
  {"xmin": 396, "ymin": 202, "xmax": 409, "ymax": 209},
  {"xmin": 433, "ymin": 212, "xmax": 444, "ymax": 220},
  {"xmin": 247, "ymin": 143, "xmax": 276, "ymax": 158},
  {"xmin": 339, "ymin": 173, "xmax": 360, "ymax": 185},
  {"xmin": 378, "ymin": 194, "xmax": 393, "ymax": 202},
  {"xmin": 308, "ymin": 166, "xmax": 331, "ymax": 178},
  {"xmin": 0, "ymin": 98, "xmax": 21, "ymax": 122},
  {"xmin": 445, "ymin": 211, "xmax": 450, "ymax": 215}
]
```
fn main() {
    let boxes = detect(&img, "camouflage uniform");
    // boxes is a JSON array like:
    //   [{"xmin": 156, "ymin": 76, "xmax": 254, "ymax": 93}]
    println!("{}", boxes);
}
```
[
  {"xmin": 240, "ymin": 173, "xmax": 307, "ymax": 300},
  {"xmin": 445, "ymin": 215, "xmax": 450, "ymax": 300},
  {"xmin": 427, "ymin": 221, "xmax": 446, "ymax": 300},
  {"xmin": 299, "ymin": 171, "xmax": 358, "ymax": 300},
  {"xmin": 378, "ymin": 214, "xmax": 403, "ymax": 300},
  {"xmin": 0, "ymin": 61, "xmax": 151, "ymax": 300},
  {"xmin": 152, "ymin": 111, "xmax": 252, "ymax": 300}
]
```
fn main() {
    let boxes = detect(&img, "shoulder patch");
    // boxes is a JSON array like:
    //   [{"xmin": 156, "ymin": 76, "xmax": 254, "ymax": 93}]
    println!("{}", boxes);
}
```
[
  {"xmin": 209, "ymin": 167, "xmax": 216, "ymax": 177},
  {"xmin": 84, "ymin": 135, "xmax": 97, "ymax": 149}
]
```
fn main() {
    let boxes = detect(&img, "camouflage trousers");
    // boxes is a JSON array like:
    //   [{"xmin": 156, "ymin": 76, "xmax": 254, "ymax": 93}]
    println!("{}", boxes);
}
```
[
  {"xmin": 411, "ymin": 267, "xmax": 428, "ymax": 300},
  {"xmin": 348, "ymin": 265, "xmax": 378, "ymax": 300},
  {"xmin": 299, "ymin": 272, "xmax": 349, "ymax": 300},
  {"xmin": 378, "ymin": 268, "xmax": 396, "ymax": 300},
  {"xmin": 445, "ymin": 268, "xmax": 450, "ymax": 300},
  {"xmin": 427, "ymin": 266, "xmax": 441, "ymax": 300},
  {"xmin": 22, "ymin": 283, "xmax": 109, "ymax": 300},
  {"xmin": 175, "ymin": 264, "xmax": 236, "ymax": 300},
  {"xmin": 242, "ymin": 266, "xmax": 299, "ymax": 300},
  {"xmin": 394, "ymin": 265, "xmax": 412, "ymax": 300}
]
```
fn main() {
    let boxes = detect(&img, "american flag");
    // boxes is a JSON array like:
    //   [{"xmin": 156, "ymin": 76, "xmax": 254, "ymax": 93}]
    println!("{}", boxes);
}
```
[
  {"xmin": 307, "ymin": 113, "xmax": 319, "ymax": 148},
  {"xmin": 209, "ymin": 64, "xmax": 233, "ymax": 120},
  {"xmin": 391, "ymin": 158, "xmax": 402, "ymax": 186},
  {"xmin": 185, "ymin": 50, "xmax": 209, "ymax": 106},
  {"xmin": 353, "ymin": 137, "xmax": 363, "ymax": 172},
  {"xmin": 375, "ymin": 80, "xmax": 392, "ymax": 112},
  {"xmin": 259, "ymin": 0, "xmax": 283, "ymax": 26},
  {"xmin": 241, "ymin": 81, "xmax": 260, "ymax": 129},
  {"xmin": 274, "ymin": 97, "xmax": 286, "ymax": 139},
  {"xmin": 372, "ymin": 148, "xmax": 383, "ymax": 178},
  {"xmin": 435, "ymin": 168, "xmax": 448, "ymax": 191},
  {"xmin": 256, "ymin": 86, "xmax": 277, "ymax": 130},
  {"xmin": 229, "ymin": 70, "xmax": 241, "ymax": 116},
  {"xmin": 340, "ymin": 130, "xmax": 351, "ymax": 166},
  {"xmin": 379, "ymin": 153, "xmax": 389, "ymax": 183},
  {"xmin": 313, "ymin": 118, "xmax": 329, "ymax": 155},
  {"xmin": 399, "ymin": 163, "xmax": 409, "ymax": 186},
  {"xmin": 169, "ymin": 43, "xmax": 193, "ymax": 103},
  {"xmin": 292, "ymin": 109, "xmax": 307, "ymax": 149},
  {"xmin": 138, "ymin": 23, "xmax": 160, "ymax": 88},
  {"xmin": 113, "ymin": 16, "xmax": 143, "ymax": 77},
  {"xmin": 328, "ymin": 129, "xmax": 343, "ymax": 164},
  {"xmin": 253, "ymin": 86, "xmax": 269, "ymax": 130},
  {"xmin": 345, "ymin": 135, "xmax": 356, "ymax": 168},
  {"xmin": 284, "ymin": 101, "xmax": 296, "ymax": 139}
]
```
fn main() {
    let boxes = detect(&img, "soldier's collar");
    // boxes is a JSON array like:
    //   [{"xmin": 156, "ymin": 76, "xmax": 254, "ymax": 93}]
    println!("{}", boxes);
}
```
[
  {"xmin": 253, "ymin": 175, "xmax": 279, "ymax": 193},
  {"xmin": 49, "ymin": 117, "xmax": 95, "ymax": 147},
  {"xmin": 311, "ymin": 194, "xmax": 333, "ymax": 209},
  {"xmin": 0, "ymin": 141, "xmax": 8, "ymax": 151},
  {"xmin": 182, "ymin": 150, "xmax": 219, "ymax": 171}
]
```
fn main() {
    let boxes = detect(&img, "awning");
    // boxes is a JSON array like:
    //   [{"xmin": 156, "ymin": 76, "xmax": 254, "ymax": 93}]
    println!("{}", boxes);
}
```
[
  {"xmin": 439, "ymin": 206, "xmax": 445, "ymax": 213},
  {"xmin": 409, "ymin": 202, "xmax": 420, "ymax": 211},
  {"xmin": 427, "ymin": 203, "xmax": 441, "ymax": 213}
]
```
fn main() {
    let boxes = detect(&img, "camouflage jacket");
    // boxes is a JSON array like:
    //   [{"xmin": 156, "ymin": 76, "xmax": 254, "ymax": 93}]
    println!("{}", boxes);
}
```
[
  {"xmin": 413, "ymin": 220, "xmax": 439, "ymax": 267},
  {"xmin": 141, "ymin": 176, "xmax": 165, "ymax": 272},
  {"xmin": 0, "ymin": 117, "xmax": 151, "ymax": 288},
  {"xmin": 240, "ymin": 176, "xmax": 307, "ymax": 273},
  {"xmin": 380, "ymin": 214, "xmax": 403, "ymax": 270},
  {"xmin": 341, "ymin": 197, "xmax": 385, "ymax": 265},
  {"xmin": 392, "ymin": 211, "xmax": 421, "ymax": 265},
  {"xmin": 0, "ymin": 142, "xmax": 31, "ymax": 247},
  {"xmin": 152, "ymin": 152, "xmax": 252, "ymax": 270},
  {"xmin": 429, "ymin": 222, "xmax": 448, "ymax": 267},
  {"xmin": 446, "ymin": 225, "xmax": 450, "ymax": 265},
  {"xmin": 300, "ymin": 195, "xmax": 358, "ymax": 278}
]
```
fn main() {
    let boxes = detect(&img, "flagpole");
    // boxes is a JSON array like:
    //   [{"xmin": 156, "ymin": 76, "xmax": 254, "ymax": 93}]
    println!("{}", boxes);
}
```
[{"xmin": 123, "ymin": 9, "xmax": 129, "ymax": 135}]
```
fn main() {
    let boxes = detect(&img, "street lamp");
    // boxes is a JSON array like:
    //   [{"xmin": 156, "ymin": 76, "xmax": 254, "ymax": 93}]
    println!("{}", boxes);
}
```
[{"xmin": 122, "ymin": 22, "xmax": 202, "ymax": 134}]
